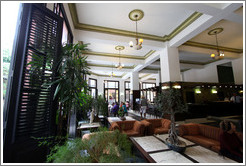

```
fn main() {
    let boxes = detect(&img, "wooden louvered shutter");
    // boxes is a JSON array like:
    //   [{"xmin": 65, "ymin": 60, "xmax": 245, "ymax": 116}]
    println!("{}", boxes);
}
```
[{"xmin": 3, "ymin": 4, "xmax": 63, "ymax": 162}]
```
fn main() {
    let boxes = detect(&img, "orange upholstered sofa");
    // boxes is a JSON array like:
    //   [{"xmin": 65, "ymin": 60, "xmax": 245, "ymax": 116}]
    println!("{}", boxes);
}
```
[
  {"xmin": 178, "ymin": 123, "xmax": 243, "ymax": 153},
  {"xmin": 141, "ymin": 119, "xmax": 171, "ymax": 135},
  {"xmin": 109, "ymin": 120, "xmax": 145, "ymax": 137}
]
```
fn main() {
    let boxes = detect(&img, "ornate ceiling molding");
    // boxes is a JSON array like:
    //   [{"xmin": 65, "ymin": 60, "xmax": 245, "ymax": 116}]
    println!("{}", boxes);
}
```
[
  {"xmin": 83, "ymin": 49, "xmax": 155, "ymax": 60},
  {"xmin": 183, "ymin": 41, "xmax": 243, "ymax": 53},
  {"xmin": 68, "ymin": 4, "xmax": 202, "ymax": 42},
  {"xmin": 89, "ymin": 71, "xmax": 122, "ymax": 78},
  {"xmin": 87, "ymin": 63, "xmax": 134, "ymax": 69}
]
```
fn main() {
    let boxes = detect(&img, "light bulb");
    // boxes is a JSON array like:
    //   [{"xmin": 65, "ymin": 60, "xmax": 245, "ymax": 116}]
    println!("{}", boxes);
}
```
[
  {"xmin": 210, "ymin": 53, "xmax": 215, "ymax": 58},
  {"xmin": 219, "ymin": 51, "xmax": 224, "ymax": 57},
  {"xmin": 129, "ymin": 41, "xmax": 133, "ymax": 47},
  {"xmin": 139, "ymin": 38, "xmax": 143, "ymax": 44}
]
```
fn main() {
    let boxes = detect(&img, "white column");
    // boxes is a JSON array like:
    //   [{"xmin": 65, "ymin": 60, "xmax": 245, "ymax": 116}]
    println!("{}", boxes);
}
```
[
  {"xmin": 156, "ymin": 71, "xmax": 161, "ymax": 86},
  {"xmin": 160, "ymin": 42, "xmax": 181, "ymax": 82},
  {"xmin": 130, "ymin": 72, "xmax": 139, "ymax": 90}
]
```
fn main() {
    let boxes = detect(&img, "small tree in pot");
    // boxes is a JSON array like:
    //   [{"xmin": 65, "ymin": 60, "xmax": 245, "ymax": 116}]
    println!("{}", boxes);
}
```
[{"xmin": 154, "ymin": 88, "xmax": 187, "ymax": 152}]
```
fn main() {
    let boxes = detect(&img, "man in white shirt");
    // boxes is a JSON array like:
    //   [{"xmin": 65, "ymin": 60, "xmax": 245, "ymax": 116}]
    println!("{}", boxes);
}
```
[{"xmin": 230, "ymin": 93, "xmax": 242, "ymax": 103}]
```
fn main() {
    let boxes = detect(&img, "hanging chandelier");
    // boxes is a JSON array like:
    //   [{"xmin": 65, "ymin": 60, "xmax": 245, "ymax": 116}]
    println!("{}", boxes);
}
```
[
  {"xmin": 208, "ymin": 28, "xmax": 225, "ymax": 59},
  {"xmin": 115, "ymin": 46, "xmax": 125, "ymax": 70},
  {"xmin": 129, "ymin": 9, "xmax": 144, "ymax": 50},
  {"xmin": 109, "ymin": 63, "xmax": 116, "ymax": 77}
]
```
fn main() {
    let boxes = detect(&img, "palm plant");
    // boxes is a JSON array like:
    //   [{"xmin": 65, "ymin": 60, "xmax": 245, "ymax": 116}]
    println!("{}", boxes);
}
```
[
  {"xmin": 154, "ymin": 88, "xmax": 187, "ymax": 149},
  {"xmin": 45, "ymin": 43, "xmax": 91, "ymax": 135}
]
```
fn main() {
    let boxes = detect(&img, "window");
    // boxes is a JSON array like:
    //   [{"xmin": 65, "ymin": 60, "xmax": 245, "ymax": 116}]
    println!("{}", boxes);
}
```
[
  {"xmin": 104, "ymin": 81, "xmax": 119, "ymax": 104},
  {"xmin": 3, "ymin": 4, "xmax": 63, "ymax": 162},
  {"xmin": 53, "ymin": 3, "xmax": 73, "ymax": 44},
  {"xmin": 141, "ymin": 83, "xmax": 156, "ymax": 102},
  {"xmin": 89, "ymin": 78, "xmax": 97, "ymax": 98},
  {"xmin": 125, "ymin": 81, "xmax": 130, "ymax": 102},
  {"xmin": 2, "ymin": 2, "xmax": 20, "ymax": 106}
]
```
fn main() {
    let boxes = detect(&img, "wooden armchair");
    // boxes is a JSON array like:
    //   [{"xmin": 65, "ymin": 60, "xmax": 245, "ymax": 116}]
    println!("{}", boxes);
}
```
[
  {"xmin": 109, "ymin": 120, "xmax": 145, "ymax": 137},
  {"xmin": 141, "ymin": 119, "xmax": 171, "ymax": 135}
]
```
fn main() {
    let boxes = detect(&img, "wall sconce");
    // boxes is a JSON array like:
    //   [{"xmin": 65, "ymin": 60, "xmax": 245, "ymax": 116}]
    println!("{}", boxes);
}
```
[
  {"xmin": 162, "ymin": 85, "xmax": 170, "ymax": 90},
  {"xmin": 173, "ymin": 85, "xmax": 181, "ymax": 89},
  {"xmin": 211, "ymin": 86, "xmax": 217, "ymax": 94},
  {"xmin": 211, "ymin": 89, "xmax": 217, "ymax": 94},
  {"xmin": 195, "ymin": 89, "xmax": 201, "ymax": 94}
]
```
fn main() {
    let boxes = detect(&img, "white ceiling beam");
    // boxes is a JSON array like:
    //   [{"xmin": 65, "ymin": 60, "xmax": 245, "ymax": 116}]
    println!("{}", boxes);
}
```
[
  {"xmin": 88, "ymin": 66, "xmax": 133, "ymax": 72},
  {"xmin": 86, "ymin": 55, "xmax": 144, "ymax": 65},
  {"xmin": 140, "ymin": 74, "xmax": 156, "ymax": 82},
  {"xmin": 139, "ymin": 69, "xmax": 158, "ymax": 74},
  {"xmin": 169, "ymin": 3, "xmax": 243, "ymax": 47},
  {"xmin": 180, "ymin": 63, "xmax": 204, "ymax": 69},
  {"xmin": 122, "ymin": 73, "xmax": 131, "ymax": 80}
]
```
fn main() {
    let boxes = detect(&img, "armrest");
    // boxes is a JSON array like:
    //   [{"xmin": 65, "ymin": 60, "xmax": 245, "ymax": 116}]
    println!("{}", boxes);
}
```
[
  {"xmin": 110, "ymin": 122, "xmax": 120, "ymax": 131},
  {"xmin": 141, "ymin": 120, "xmax": 151, "ymax": 127},
  {"xmin": 133, "ymin": 121, "xmax": 141, "ymax": 131}
]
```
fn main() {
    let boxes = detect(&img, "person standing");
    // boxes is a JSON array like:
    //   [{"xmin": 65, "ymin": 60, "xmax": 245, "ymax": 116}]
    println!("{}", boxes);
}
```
[
  {"xmin": 112, "ymin": 102, "xmax": 119, "ymax": 117},
  {"xmin": 122, "ymin": 102, "xmax": 128, "ymax": 116},
  {"xmin": 230, "ymin": 93, "xmax": 242, "ymax": 103},
  {"xmin": 140, "ymin": 96, "xmax": 148, "ymax": 119}
]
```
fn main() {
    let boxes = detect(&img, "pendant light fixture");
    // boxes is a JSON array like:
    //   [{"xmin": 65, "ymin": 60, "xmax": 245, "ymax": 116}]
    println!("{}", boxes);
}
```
[
  {"xmin": 109, "ymin": 63, "xmax": 116, "ymax": 77},
  {"xmin": 208, "ymin": 28, "xmax": 225, "ymax": 59},
  {"xmin": 129, "ymin": 9, "xmax": 144, "ymax": 50},
  {"xmin": 115, "ymin": 46, "xmax": 125, "ymax": 70}
]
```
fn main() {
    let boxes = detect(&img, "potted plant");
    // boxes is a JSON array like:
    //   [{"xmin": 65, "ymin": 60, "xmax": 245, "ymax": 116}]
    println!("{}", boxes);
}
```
[
  {"xmin": 154, "ymin": 88, "xmax": 188, "ymax": 152},
  {"xmin": 118, "ymin": 106, "xmax": 126, "ymax": 121},
  {"xmin": 44, "ymin": 43, "xmax": 91, "ymax": 137}
]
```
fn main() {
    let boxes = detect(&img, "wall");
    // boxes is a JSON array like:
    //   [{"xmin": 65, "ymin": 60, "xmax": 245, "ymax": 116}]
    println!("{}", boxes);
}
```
[
  {"xmin": 232, "ymin": 55, "xmax": 243, "ymax": 84},
  {"xmin": 182, "ymin": 57, "xmax": 243, "ymax": 84}
]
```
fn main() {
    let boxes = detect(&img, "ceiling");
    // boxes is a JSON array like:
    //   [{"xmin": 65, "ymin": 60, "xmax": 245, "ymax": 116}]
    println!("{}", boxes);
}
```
[{"xmin": 66, "ymin": 2, "xmax": 243, "ymax": 81}]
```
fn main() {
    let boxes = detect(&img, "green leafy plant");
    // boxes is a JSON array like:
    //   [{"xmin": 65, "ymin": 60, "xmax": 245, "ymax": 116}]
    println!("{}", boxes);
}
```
[
  {"xmin": 118, "ymin": 107, "xmax": 124, "ymax": 117},
  {"xmin": 43, "ymin": 43, "xmax": 91, "ymax": 135},
  {"xmin": 92, "ymin": 95, "xmax": 108, "ymax": 117},
  {"xmin": 154, "ymin": 88, "xmax": 187, "ymax": 145},
  {"xmin": 47, "ymin": 128, "xmax": 134, "ymax": 163}
]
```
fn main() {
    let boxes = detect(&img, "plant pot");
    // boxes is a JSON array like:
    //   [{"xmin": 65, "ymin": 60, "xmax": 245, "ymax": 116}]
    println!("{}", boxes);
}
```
[
  {"xmin": 120, "ymin": 116, "xmax": 126, "ymax": 121},
  {"xmin": 165, "ymin": 138, "xmax": 186, "ymax": 153}
]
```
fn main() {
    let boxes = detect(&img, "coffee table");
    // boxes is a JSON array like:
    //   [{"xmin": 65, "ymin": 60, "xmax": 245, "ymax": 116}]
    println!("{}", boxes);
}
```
[{"xmin": 130, "ymin": 134, "xmax": 237, "ymax": 163}]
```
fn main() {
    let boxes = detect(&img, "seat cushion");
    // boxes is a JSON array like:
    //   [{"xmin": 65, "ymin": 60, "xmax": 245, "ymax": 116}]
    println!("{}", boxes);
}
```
[
  {"xmin": 183, "ymin": 135, "xmax": 220, "ymax": 149},
  {"xmin": 123, "ymin": 130, "xmax": 140, "ymax": 137},
  {"xmin": 154, "ymin": 128, "xmax": 169, "ymax": 134},
  {"xmin": 162, "ymin": 119, "xmax": 171, "ymax": 129}
]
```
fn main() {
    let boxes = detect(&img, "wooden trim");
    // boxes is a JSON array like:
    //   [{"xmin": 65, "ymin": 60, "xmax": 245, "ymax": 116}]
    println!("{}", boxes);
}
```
[{"xmin": 129, "ymin": 137, "xmax": 156, "ymax": 163}]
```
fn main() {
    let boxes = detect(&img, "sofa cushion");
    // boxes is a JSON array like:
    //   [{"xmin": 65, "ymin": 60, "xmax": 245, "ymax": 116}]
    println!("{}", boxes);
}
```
[
  {"xmin": 198, "ymin": 124, "xmax": 221, "ymax": 141},
  {"xmin": 149, "ymin": 119, "xmax": 162, "ymax": 128},
  {"xmin": 154, "ymin": 128, "xmax": 169, "ymax": 135},
  {"xmin": 123, "ymin": 130, "xmax": 140, "ymax": 137},
  {"xmin": 185, "ymin": 124, "xmax": 200, "ymax": 135},
  {"xmin": 162, "ymin": 119, "xmax": 171, "ymax": 129},
  {"xmin": 183, "ymin": 135, "xmax": 220, "ymax": 149}
]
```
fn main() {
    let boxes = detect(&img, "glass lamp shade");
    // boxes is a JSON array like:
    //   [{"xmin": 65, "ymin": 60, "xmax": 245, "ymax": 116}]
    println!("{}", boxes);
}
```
[
  {"xmin": 139, "ymin": 38, "xmax": 143, "ymax": 44},
  {"xmin": 219, "ymin": 51, "xmax": 224, "ymax": 57},
  {"xmin": 210, "ymin": 53, "xmax": 216, "ymax": 58},
  {"xmin": 129, "ymin": 41, "xmax": 133, "ymax": 47}
]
